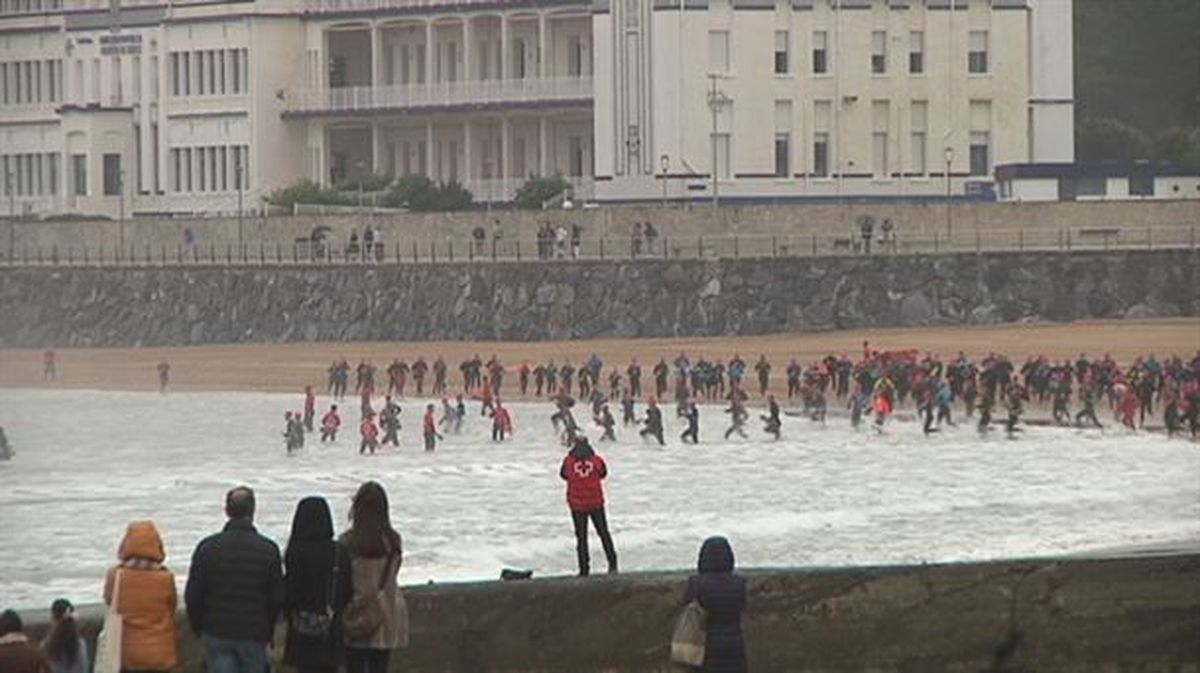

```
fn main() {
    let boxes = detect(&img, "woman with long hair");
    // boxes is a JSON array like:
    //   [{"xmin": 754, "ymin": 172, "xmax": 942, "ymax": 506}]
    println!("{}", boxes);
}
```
[
  {"xmin": 283, "ymin": 497, "xmax": 352, "ymax": 673},
  {"xmin": 103, "ymin": 521, "xmax": 180, "ymax": 673},
  {"xmin": 340, "ymin": 481, "xmax": 408, "ymax": 673},
  {"xmin": 41, "ymin": 599, "xmax": 87, "ymax": 673}
]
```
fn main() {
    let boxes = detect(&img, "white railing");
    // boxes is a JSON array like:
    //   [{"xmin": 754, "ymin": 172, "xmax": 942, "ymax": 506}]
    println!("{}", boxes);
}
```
[
  {"xmin": 300, "ymin": 0, "xmax": 515, "ymax": 12},
  {"xmin": 284, "ymin": 77, "xmax": 593, "ymax": 115}
]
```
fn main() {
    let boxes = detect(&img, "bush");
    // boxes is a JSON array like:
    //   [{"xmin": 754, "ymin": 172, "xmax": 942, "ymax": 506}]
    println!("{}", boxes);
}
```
[
  {"xmin": 513, "ymin": 176, "xmax": 571, "ymax": 209},
  {"xmin": 334, "ymin": 171, "xmax": 393, "ymax": 192},
  {"xmin": 382, "ymin": 175, "xmax": 474, "ymax": 212},
  {"xmin": 1154, "ymin": 127, "xmax": 1200, "ymax": 171},
  {"xmin": 1076, "ymin": 116, "xmax": 1155, "ymax": 163},
  {"xmin": 264, "ymin": 180, "xmax": 349, "ymax": 209}
]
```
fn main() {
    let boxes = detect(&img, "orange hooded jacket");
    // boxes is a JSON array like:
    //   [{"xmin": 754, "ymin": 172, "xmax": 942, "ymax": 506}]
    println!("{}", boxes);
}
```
[{"xmin": 103, "ymin": 521, "xmax": 180, "ymax": 672}]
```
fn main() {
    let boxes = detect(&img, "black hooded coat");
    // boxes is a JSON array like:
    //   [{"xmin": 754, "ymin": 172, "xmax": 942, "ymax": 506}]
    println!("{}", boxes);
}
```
[
  {"xmin": 283, "ymin": 496, "xmax": 353, "ymax": 670},
  {"xmin": 681, "ymin": 536, "xmax": 747, "ymax": 672}
]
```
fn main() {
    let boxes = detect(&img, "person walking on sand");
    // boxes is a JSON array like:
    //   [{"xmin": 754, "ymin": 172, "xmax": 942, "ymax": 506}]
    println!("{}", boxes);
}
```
[
  {"xmin": 157, "ymin": 361, "xmax": 171, "ymax": 393},
  {"xmin": 560, "ymin": 437, "xmax": 618, "ymax": 576}
]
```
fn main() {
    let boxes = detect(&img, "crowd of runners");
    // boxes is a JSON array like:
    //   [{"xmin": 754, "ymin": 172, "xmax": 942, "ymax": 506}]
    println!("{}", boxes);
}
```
[{"xmin": 274, "ymin": 345, "xmax": 1200, "ymax": 454}]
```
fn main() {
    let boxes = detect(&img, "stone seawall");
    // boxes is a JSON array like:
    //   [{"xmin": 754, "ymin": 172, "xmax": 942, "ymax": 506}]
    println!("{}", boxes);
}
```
[
  {"xmin": 19, "ymin": 555, "xmax": 1200, "ymax": 672},
  {"xmin": 1, "ymin": 250, "xmax": 1197, "ymax": 348}
]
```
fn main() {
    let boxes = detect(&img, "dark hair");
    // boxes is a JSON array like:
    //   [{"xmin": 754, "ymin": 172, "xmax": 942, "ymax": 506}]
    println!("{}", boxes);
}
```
[
  {"xmin": 347, "ymin": 481, "xmax": 400, "ymax": 558},
  {"xmin": 226, "ymin": 486, "xmax": 256, "ymax": 520},
  {"xmin": 43, "ymin": 599, "xmax": 80, "ymax": 666},
  {"xmin": 288, "ymin": 496, "xmax": 334, "ymax": 545},
  {"xmin": 0, "ymin": 609, "xmax": 21, "ymax": 636}
]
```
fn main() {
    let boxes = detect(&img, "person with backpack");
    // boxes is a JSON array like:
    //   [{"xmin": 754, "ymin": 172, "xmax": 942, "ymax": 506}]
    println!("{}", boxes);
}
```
[
  {"xmin": 560, "ymin": 437, "xmax": 618, "ymax": 576},
  {"xmin": 680, "ymin": 537, "xmax": 747, "ymax": 672},
  {"xmin": 104, "ymin": 521, "xmax": 181, "ymax": 673},
  {"xmin": 340, "ymin": 482, "xmax": 408, "ymax": 673},
  {"xmin": 284, "ymin": 497, "xmax": 352, "ymax": 673}
]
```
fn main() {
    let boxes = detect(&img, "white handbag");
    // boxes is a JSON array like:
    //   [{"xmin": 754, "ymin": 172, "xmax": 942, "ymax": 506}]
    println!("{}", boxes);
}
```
[
  {"xmin": 669, "ymin": 600, "xmax": 707, "ymax": 667},
  {"xmin": 94, "ymin": 569, "xmax": 124, "ymax": 673}
]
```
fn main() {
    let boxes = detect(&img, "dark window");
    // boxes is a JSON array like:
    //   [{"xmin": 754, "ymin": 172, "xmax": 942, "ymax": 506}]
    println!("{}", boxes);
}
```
[
  {"xmin": 813, "ymin": 49, "xmax": 827, "ymax": 74},
  {"xmin": 1129, "ymin": 175, "xmax": 1154, "ymax": 197},
  {"xmin": 774, "ymin": 134, "xmax": 790, "ymax": 177},
  {"xmin": 909, "ymin": 51, "xmax": 923, "ymax": 74},
  {"xmin": 103, "ymin": 153, "xmax": 121, "ymax": 196},
  {"xmin": 813, "ymin": 136, "xmax": 829, "ymax": 177},
  {"xmin": 71, "ymin": 153, "xmax": 86, "ymax": 196}
]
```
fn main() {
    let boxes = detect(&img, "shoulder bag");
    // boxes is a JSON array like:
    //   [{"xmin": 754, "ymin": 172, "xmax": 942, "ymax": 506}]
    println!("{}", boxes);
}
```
[
  {"xmin": 669, "ymin": 599, "xmax": 707, "ymax": 667},
  {"xmin": 94, "ymin": 570, "xmax": 124, "ymax": 673},
  {"xmin": 292, "ymin": 544, "xmax": 340, "ymax": 638}
]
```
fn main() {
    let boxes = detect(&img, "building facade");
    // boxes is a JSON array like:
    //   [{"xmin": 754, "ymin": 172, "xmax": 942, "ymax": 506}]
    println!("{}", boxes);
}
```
[{"xmin": 0, "ymin": 0, "xmax": 1070, "ymax": 218}]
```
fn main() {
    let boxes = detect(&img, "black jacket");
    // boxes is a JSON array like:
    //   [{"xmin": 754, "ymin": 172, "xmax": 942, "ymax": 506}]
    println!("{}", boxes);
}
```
[
  {"xmin": 682, "ymin": 537, "xmax": 747, "ymax": 673},
  {"xmin": 283, "ymin": 540, "xmax": 352, "ymax": 667},
  {"xmin": 185, "ymin": 519, "xmax": 285, "ymax": 643}
]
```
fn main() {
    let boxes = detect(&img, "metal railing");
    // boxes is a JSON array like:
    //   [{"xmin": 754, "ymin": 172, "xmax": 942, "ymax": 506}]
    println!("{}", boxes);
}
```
[
  {"xmin": 1, "ymin": 226, "xmax": 1195, "ymax": 269},
  {"xmin": 284, "ymin": 77, "xmax": 593, "ymax": 115}
]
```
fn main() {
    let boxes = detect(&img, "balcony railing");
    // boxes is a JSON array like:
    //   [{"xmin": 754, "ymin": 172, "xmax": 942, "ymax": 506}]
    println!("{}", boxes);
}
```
[
  {"xmin": 299, "ymin": 0, "xmax": 535, "ymax": 12},
  {"xmin": 283, "ymin": 77, "xmax": 593, "ymax": 116}
]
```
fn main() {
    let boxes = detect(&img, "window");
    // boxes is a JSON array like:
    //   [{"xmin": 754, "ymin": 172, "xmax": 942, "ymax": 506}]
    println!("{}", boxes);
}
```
[
  {"xmin": 230, "ymin": 49, "xmax": 241, "ymax": 92},
  {"xmin": 708, "ymin": 30, "xmax": 730, "ymax": 73},
  {"xmin": 1129, "ymin": 175, "xmax": 1154, "ymax": 197},
  {"xmin": 774, "ymin": 30, "xmax": 789, "ymax": 75},
  {"xmin": 872, "ymin": 100, "xmax": 889, "ymax": 178},
  {"xmin": 568, "ymin": 36, "xmax": 583, "ymax": 77},
  {"xmin": 910, "ymin": 100, "xmax": 927, "ymax": 174},
  {"xmin": 71, "ymin": 154, "xmax": 87, "ymax": 196},
  {"xmin": 47, "ymin": 59, "xmax": 57, "ymax": 102},
  {"xmin": 170, "ymin": 53, "xmax": 180, "ymax": 96},
  {"xmin": 1, "ymin": 63, "xmax": 8, "ymax": 105},
  {"xmin": 47, "ymin": 153, "xmax": 58, "ymax": 195},
  {"xmin": 103, "ymin": 153, "xmax": 122, "ymax": 196},
  {"xmin": 1076, "ymin": 177, "xmax": 1106, "ymax": 197},
  {"xmin": 968, "ymin": 31, "xmax": 988, "ymax": 73},
  {"xmin": 909, "ymin": 31, "xmax": 924, "ymax": 74},
  {"xmin": 196, "ymin": 51, "xmax": 206, "ymax": 96},
  {"xmin": 812, "ymin": 31, "xmax": 828, "ymax": 74},
  {"xmin": 216, "ymin": 50, "xmax": 225, "ymax": 94},
  {"xmin": 774, "ymin": 133, "xmax": 790, "ymax": 177},
  {"xmin": 969, "ymin": 131, "xmax": 990, "ymax": 176},
  {"xmin": 813, "ymin": 132, "xmax": 829, "ymax": 177},
  {"xmin": 714, "ymin": 133, "xmax": 731, "ymax": 179},
  {"xmin": 183, "ymin": 147, "xmax": 192, "ymax": 191},
  {"xmin": 219, "ymin": 146, "xmax": 227, "ymax": 191},
  {"xmin": 208, "ymin": 50, "xmax": 217, "ymax": 94},
  {"xmin": 871, "ymin": 30, "xmax": 887, "ymax": 74},
  {"xmin": 181, "ymin": 52, "xmax": 190, "ymax": 95},
  {"xmin": 112, "ymin": 57, "xmax": 122, "ymax": 103}
]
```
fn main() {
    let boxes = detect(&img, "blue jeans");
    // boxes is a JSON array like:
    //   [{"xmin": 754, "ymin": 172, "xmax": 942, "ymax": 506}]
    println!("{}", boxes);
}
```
[{"xmin": 201, "ymin": 634, "xmax": 270, "ymax": 673}]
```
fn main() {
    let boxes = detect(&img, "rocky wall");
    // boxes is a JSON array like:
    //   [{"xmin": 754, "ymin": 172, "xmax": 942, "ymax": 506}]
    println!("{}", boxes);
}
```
[
  {"xmin": 1, "ymin": 250, "xmax": 1197, "ymax": 348},
  {"xmin": 18, "ymin": 555, "xmax": 1200, "ymax": 672}
]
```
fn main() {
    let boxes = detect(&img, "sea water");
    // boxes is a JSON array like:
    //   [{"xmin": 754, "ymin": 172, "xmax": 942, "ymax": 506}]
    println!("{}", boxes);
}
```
[{"xmin": 1, "ymin": 388, "xmax": 1196, "ymax": 610}]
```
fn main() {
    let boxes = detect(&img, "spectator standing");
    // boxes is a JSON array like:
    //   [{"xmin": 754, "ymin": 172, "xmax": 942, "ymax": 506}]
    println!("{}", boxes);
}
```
[
  {"xmin": 103, "ymin": 521, "xmax": 180, "ymax": 673},
  {"xmin": 631, "ymin": 222, "xmax": 643, "ymax": 257},
  {"xmin": 681, "ymin": 537, "xmax": 747, "ymax": 673},
  {"xmin": 554, "ymin": 225, "xmax": 568, "ymax": 259},
  {"xmin": 570, "ymin": 223, "xmax": 583, "ymax": 259},
  {"xmin": 341, "ymin": 482, "xmax": 408, "ymax": 673},
  {"xmin": 42, "ymin": 350, "xmax": 56, "ymax": 381},
  {"xmin": 0, "ymin": 610, "xmax": 51, "ymax": 673},
  {"xmin": 40, "ymin": 600, "xmax": 87, "ymax": 673},
  {"xmin": 361, "ymin": 228, "xmax": 375, "ymax": 263},
  {"xmin": 284, "ymin": 497, "xmax": 352, "ymax": 673},
  {"xmin": 559, "ymin": 437, "xmax": 618, "ymax": 576},
  {"xmin": 185, "ymin": 487, "xmax": 284, "ymax": 673}
]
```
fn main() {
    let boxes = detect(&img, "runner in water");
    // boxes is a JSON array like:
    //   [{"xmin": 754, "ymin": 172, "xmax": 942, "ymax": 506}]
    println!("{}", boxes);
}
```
[
  {"xmin": 283, "ymin": 412, "xmax": 304, "ymax": 454},
  {"xmin": 596, "ymin": 404, "xmax": 616, "ymax": 441},
  {"xmin": 724, "ymin": 394, "xmax": 748, "ymax": 439},
  {"xmin": 492, "ymin": 401, "xmax": 514, "ymax": 441},
  {"xmin": 1004, "ymin": 384, "xmax": 1027, "ymax": 436},
  {"xmin": 432, "ymin": 356, "xmax": 447, "ymax": 396},
  {"xmin": 639, "ymin": 398, "xmax": 665, "ymax": 446},
  {"xmin": 157, "ymin": 361, "xmax": 171, "ymax": 393},
  {"xmin": 359, "ymin": 412, "xmax": 379, "ymax": 455},
  {"xmin": 680, "ymin": 399, "xmax": 699, "ymax": 444},
  {"xmin": 519, "ymin": 362, "xmax": 531, "ymax": 396},
  {"xmin": 320, "ymin": 405, "xmax": 341, "ymax": 442},
  {"xmin": 1075, "ymin": 378, "xmax": 1103, "ymax": 428},
  {"xmin": 380, "ymin": 396, "xmax": 401, "ymax": 447},
  {"xmin": 762, "ymin": 394, "xmax": 781, "ymax": 439},
  {"xmin": 754, "ymin": 355, "xmax": 771, "ymax": 396},
  {"xmin": 423, "ymin": 403, "xmax": 442, "ymax": 451},
  {"xmin": 303, "ymin": 386, "xmax": 316, "ymax": 432},
  {"xmin": 0, "ymin": 426, "xmax": 11, "ymax": 460},
  {"xmin": 412, "ymin": 356, "xmax": 429, "ymax": 395},
  {"xmin": 43, "ymin": 349, "xmax": 56, "ymax": 381},
  {"xmin": 627, "ymin": 359, "xmax": 643, "ymax": 399}
]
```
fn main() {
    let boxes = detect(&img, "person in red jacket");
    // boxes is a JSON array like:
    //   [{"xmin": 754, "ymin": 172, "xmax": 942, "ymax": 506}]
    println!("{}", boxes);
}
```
[
  {"xmin": 423, "ymin": 403, "xmax": 442, "ymax": 452},
  {"xmin": 320, "ymin": 405, "xmax": 341, "ymax": 442},
  {"xmin": 359, "ymin": 413, "xmax": 379, "ymax": 455},
  {"xmin": 492, "ymin": 402, "xmax": 514, "ymax": 441},
  {"xmin": 559, "ymin": 437, "xmax": 618, "ymax": 576}
]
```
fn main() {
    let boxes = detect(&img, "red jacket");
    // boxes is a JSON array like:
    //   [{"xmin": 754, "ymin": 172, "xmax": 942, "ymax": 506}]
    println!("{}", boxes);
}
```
[
  {"xmin": 321, "ymin": 411, "xmax": 341, "ymax": 430},
  {"xmin": 560, "ymin": 445, "xmax": 608, "ymax": 511}
]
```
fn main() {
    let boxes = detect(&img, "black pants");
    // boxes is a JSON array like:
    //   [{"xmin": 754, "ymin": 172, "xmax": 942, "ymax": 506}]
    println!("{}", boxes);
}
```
[
  {"xmin": 345, "ymin": 647, "xmax": 390, "ymax": 673},
  {"xmin": 571, "ymin": 508, "xmax": 618, "ymax": 576},
  {"xmin": 492, "ymin": 425, "xmax": 507, "ymax": 441},
  {"xmin": 640, "ymin": 427, "xmax": 664, "ymax": 445},
  {"xmin": 681, "ymin": 425, "xmax": 698, "ymax": 443}
]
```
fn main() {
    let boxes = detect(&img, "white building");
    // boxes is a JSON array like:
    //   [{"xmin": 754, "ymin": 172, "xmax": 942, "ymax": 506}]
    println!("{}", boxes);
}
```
[{"xmin": 0, "ymin": 0, "xmax": 1071, "ymax": 218}]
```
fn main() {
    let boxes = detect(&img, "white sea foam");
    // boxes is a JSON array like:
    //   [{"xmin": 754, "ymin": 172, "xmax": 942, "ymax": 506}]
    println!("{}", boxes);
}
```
[{"xmin": 0, "ymin": 388, "xmax": 1196, "ymax": 610}]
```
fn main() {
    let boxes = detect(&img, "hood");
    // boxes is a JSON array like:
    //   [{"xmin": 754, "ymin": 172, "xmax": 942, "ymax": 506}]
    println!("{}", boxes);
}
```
[
  {"xmin": 119, "ymin": 521, "xmax": 166, "ymax": 563},
  {"xmin": 697, "ymin": 536, "xmax": 735, "ymax": 574},
  {"xmin": 289, "ymin": 496, "xmax": 334, "ymax": 543}
]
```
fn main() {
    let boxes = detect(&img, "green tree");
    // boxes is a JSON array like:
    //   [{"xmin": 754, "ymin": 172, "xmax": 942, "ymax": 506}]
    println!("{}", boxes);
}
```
[
  {"xmin": 513, "ymin": 176, "xmax": 572, "ymax": 209},
  {"xmin": 1075, "ymin": 116, "xmax": 1154, "ymax": 164},
  {"xmin": 1154, "ymin": 127, "xmax": 1200, "ymax": 172},
  {"xmin": 381, "ymin": 175, "xmax": 473, "ymax": 212},
  {"xmin": 264, "ymin": 180, "xmax": 349, "ymax": 209}
]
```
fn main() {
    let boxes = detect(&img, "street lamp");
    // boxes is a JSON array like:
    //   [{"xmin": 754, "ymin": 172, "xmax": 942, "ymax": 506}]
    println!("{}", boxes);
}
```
[
  {"xmin": 6, "ymin": 169, "xmax": 14, "ymax": 262},
  {"xmin": 118, "ymin": 167, "xmax": 125, "ymax": 259},
  {"xmin": 943, "ymin": 145, "xmax": 955, "ymax": 239},
  {"xmin": 706, "ymin": 73, "xmax": 730, "ymax": 208},
  {"xmin": 659, "ymin": 153, "xmax": 669, "ymax": 208}
]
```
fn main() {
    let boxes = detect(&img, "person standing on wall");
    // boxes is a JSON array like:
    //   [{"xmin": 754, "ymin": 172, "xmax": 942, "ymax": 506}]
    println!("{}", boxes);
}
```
[
  {"xmin": 185, "ymin": 486, "xmax": 285, "ymax": 673},
  {"xmin": 340, "ymin": 482, "xmax": 408, "ymax": 673},
  {"xmin": 103, "ymin": 521, "xmax": 180, "ymax": 673},
  {"xmin": 560, "ymin": 436, "xmax": 618, "ymax": 576}
]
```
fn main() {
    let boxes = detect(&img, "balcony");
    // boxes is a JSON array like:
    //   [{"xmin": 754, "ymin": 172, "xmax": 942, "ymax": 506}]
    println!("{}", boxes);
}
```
[{"xmin": 282, "ymin": 77, "xmax": 593, "ymax": 118}]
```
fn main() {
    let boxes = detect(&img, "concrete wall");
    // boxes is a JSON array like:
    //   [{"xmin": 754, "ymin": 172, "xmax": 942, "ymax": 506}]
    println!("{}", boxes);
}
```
[
  {"xmin": 4, "ymin": 200, "xmax": 1200, "ymax": 254},
  {"xmin": 1, "ymin": 250, "xmax": 1196, "ymax": 348},
  {"xmin": 19, "ymin": 554, "xmax": 1200, "ymax": 672}
]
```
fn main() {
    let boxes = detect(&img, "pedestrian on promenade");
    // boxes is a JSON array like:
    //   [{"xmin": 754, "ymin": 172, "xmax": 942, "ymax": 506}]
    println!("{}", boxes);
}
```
[
  {"xmin": 560, "ymin": 436, "xmax": 618, "ymax": 576},
  {"xmin": 341, "ymin": 482, "xmax": 408, "ymax": 673},
  {"xmin": 283, "ymin": 497, "xmax": 352, "ymax": 673},
  {"xmin": 185, "ymin": 487, "xmax": 284, "ymax": 673},
  {"xmin": 39, "ymin": 600, "xmax": 87, "ymax": 673},
  {"xmin": 103, "ymin": 521, "xmax": 180, "ymax": 673},
  {"xmin": 680, "ymin": 537, "xmax": 747, "ymax": 672}
]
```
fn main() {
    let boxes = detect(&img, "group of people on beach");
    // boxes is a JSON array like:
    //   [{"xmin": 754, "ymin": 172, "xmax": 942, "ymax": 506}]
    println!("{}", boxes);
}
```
[{"xmin": 289, "ymin": 347, "xmax": 1199, "ymax": 455}]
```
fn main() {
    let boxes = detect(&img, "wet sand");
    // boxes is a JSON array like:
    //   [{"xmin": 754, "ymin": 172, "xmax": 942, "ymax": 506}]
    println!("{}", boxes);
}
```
[{"xmin": 1, "ymin": 318, "xmax": 1196, "ymax": 395}]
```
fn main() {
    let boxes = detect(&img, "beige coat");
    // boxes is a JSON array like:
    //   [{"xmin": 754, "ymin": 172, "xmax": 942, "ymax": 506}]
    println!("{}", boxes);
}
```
[{"xmin": 344, "ymin": 552, "xmax": 409, "ymax": 650}]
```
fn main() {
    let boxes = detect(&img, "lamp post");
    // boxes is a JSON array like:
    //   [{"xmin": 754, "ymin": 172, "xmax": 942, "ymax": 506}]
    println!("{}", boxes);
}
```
[
  {"xmin": 706, "ymin": 73, "xmax": 729, "ymax": 208},
  {"xmin": 943, "ymin": 146, "xmax": 954, "ymax": 239},
  {"xmin": 6, "ymin": 169, "xmax": 14, "ymax": 262},
  {"xmin": 118, "ymin": 167, "xmax": 125, "ymax": 258},
  {"xmin": 235, "ymin": 159, "xmax": 244, "ymax": 254},
  {"xmin": 659, "ymin": 153, "xmax": 669, "ymax": 208}
]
